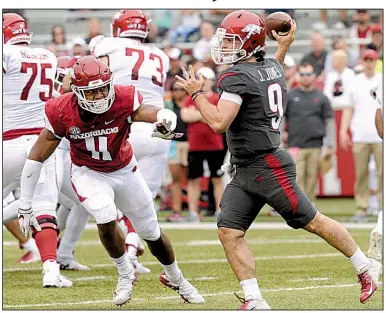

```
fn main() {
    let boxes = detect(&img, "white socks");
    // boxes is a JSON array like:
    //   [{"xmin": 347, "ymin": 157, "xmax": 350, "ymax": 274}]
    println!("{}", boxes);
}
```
[
  {"xmin": 240, "ymin": 278, "xmax": 263, "ymax": 301},
  {"xmin": 162, "ymin": 260, "xmax": 182, "ymax": 284},
  {"xmin": 22, "ymin": 238, "xmax": 38, "ymax": 252},
  {"xmin": 112, "ymin": 253, "xmax": 134, "ymax": 276},
  {"xmin": 349, "ymin": 246, "xmax": 372, "ymax": 272}
]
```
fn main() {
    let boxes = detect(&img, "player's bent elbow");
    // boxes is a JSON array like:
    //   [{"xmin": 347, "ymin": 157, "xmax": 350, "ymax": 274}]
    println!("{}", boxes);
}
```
[{"xmin": 211, "ymin": 123, "xmax": 227, "ymax": 134}]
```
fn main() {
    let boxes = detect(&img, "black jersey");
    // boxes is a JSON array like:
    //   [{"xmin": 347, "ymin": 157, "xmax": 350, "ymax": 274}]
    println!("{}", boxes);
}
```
[{"xmin": 217, "ymin": 58, "xmax": 287, "ymax": 164}]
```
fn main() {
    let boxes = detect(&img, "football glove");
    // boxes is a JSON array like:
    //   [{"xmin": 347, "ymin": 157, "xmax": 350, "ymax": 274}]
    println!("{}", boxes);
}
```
[{"xmin": 18, "ymin": 204, "xmax": 41, "ymax": 237}]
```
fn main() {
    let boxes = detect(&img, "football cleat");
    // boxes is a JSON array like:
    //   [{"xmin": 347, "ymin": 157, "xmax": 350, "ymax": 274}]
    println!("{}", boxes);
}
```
[
  {"xmin": 113, "ymin": 273, "xmax": 135, "ymax": 306},
  {"xmin": 43, "ymin": 260, "xmax": 73, "ymax": 288},
  {"xmin": 160, "ymin": 271, "xmax": 205, "ymax": 304},
  {"xmin": 59, "ymin": 258, "xmax": 91, "ymax": 271},
  {"xmin": 17, "ymin": 250, "xmax": 41, "ymax": 264},
  {"xmin": 235, "ymin": 293, "xmax": 271, "ymax": 310},
  {"xmin": 358, "ymin": 258, "xmax": 382, "ymax": 303}
]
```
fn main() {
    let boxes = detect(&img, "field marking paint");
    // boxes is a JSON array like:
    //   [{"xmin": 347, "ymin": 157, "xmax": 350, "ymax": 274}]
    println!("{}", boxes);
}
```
[
  {"xmin": 83, "ymin": 222, "xmax": 375, "ymax": 230},
  {"xmin": 289, "ymin": 277, "xmax": 330, "ymax": 282},
  {"xmin": 71, "ymin": 276, "xmax": 109, "ymax": 282},
  {"xmin": 3, "ymin": 282, "xmax": 375, "ymax": 308},
  {"xmin": 3, "ymin": 253, "xmax": 340, "ymax": 272},
  {"xmin": 3, "ymin": 238, "xmax": 326, "ymax": 248},
  {"xmin": 193, "ymin": 276, "xmax": 219, "ymax": 281}
]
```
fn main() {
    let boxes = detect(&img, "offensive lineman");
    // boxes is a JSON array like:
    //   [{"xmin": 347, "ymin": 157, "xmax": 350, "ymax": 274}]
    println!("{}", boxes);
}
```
[{"xmin": 3, "ymin": 13, "xmax": 72, "ymax": 287}]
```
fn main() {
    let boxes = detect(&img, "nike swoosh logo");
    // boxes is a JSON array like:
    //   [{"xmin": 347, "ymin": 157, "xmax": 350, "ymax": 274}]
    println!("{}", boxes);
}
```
[
  {"xmin": 105, "ymin": 119, "xmax": 115, "ymax": 125},
  {"xmin": 366, "ymin": 281, "xmax": 373, "ymax": 295},
  {"xmin": 27, "ymin": 173, "xmax": 33, "ymax": 178}
]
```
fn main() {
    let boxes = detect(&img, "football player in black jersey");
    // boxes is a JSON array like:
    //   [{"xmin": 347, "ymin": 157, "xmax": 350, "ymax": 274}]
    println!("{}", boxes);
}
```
[{"xmin": 176, "ymin": 10, "xmax": 381, "ymax": 309}]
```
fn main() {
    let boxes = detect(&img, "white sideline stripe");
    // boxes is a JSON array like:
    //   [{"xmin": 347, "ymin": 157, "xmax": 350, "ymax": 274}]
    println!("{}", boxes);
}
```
[
  {"xmin": 71, "ymin": 276, "xmax": 108, "ymax": 282},
  {"xmin": 3, "ymin": 283, "xmax": 372, "ymax": 308},
  {"xmin": 3, "ymin": 253, "xmax": 340, "ymax": 272},
  {"xmin": 3, "ymin": 238, "xmax": 325, "ymax": 247},
  {"xmin": 84, "ymin": 222, "xmax": 376, "ymax": 230},
  {"xmin": 289, "ymin": 277, "xmax": 330, "ymax": 282}
]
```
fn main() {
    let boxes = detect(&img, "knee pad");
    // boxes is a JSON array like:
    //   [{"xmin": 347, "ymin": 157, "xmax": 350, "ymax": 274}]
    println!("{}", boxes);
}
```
[
  {"xmin": 83, "ymin": 193, "xmax": 117, "ymax": 224},
  {"xmin": 32, "ymin": 215, "xmax": 59, "ymax": 238},
  {"xmin": 136, "ymin": 220, "xmax": 161, "ymax": 241}
]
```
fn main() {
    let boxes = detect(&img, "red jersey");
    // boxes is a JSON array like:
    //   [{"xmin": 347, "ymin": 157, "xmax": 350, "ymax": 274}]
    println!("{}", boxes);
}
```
[
  {"xmin": 45, "ymin": 85, "xmax": 143, "ymax": 172},
  {"xmin": 184, "ymin": 93, "xmax": 224, "ymax": 151}
]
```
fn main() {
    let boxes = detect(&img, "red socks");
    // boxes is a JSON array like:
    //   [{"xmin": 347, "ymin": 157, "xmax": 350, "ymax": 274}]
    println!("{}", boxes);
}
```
[{"xmin": 34, "ymin": 215, "xmax": 58, "ymax": 263}]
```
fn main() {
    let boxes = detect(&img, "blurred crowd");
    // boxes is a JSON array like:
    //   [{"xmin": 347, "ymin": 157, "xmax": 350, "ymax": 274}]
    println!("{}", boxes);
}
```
[{"xmin": 7, "ymin": 9, "xmax": 382, "ymax": 223}]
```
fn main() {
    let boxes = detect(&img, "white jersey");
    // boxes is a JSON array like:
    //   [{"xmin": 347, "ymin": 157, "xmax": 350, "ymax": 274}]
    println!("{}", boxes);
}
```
[
  {"xmin": 93, "ymin": 37, "xmax": 170, "ymax": 109},
  {"xmin": 3, "ymin": 45, "xmax": 57, "ymax": 135}
]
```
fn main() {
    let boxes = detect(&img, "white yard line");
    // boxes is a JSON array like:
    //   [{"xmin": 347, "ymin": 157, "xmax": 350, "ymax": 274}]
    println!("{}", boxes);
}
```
[
  {"xmin": 3, "ymin": 282, "xmax": 373, "ymax": 308},
  {"xmin": 82, "ymin": 222, "xmax": 375, "ymax": 230},
  {"xmin": 289, "ymin": 277, "xmax": 330, "ymax": 282},
  {"xmin": 3, "ymin": 238, "xmax": 326, "ymax": 248},
  {"xmin": 3, "ymin": 253, "xmax": 340, "ymax": 272},
  {"xmin": 71, "ymin": 275, "xmax": 109, "ymax": 282}
]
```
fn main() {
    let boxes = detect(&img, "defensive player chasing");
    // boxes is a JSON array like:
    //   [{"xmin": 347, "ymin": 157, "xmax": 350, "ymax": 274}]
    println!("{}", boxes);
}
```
[
  {"xmin": 176, "ymin": 10, "xmax": 382, "ymax": 310},
  {"xmin": 56, "ymin": 10, "xmax": 172, "ymax": 273},
  {"xmin": 18, "ymin": 55, "xmax": 204, "ymax": 306}
]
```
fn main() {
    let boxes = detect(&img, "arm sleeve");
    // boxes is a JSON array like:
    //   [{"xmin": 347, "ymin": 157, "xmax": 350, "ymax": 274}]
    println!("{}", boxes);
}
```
[
  {"xmin": 220, "ymin": 91, "xmax": 243, "ymax": 105},
  {"xmin": 19, "ymin": 160, "xmax": 44, "ymax": 208},
  {"xmin": 44, "ymin": 100, "xmax": 66, "ymax": 139}
]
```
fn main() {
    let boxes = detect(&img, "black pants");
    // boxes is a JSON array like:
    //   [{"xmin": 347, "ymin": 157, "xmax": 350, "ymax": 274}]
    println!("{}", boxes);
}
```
[{"xmin": 217, "ymin": 148, "xmax": 317, "ymax": 231}]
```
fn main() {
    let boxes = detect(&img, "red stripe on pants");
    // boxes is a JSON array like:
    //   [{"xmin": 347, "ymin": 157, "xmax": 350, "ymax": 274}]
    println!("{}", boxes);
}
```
[{"xmin": 264, "ymin": 153, "xmax": 298, "ymax": 213}]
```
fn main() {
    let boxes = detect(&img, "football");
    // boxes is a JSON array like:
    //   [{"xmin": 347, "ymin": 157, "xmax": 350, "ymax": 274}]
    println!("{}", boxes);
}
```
[{"xmin": 265, "ymin": 11, "xmax": 292, "ymax": 40}]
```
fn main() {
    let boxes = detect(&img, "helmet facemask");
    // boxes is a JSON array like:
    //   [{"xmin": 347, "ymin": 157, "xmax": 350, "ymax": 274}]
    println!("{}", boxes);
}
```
[
  {"xmin": 71, "ymin": 76, "xmax": 115, "ymax": 114},
  {"xmin": 211, "ymin": 27, "xmax": 264, "ymax": 65}
]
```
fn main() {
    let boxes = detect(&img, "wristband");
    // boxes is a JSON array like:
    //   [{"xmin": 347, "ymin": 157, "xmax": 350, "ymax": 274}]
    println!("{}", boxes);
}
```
[{"xmin": 191, "ymin": 89, "xmax": 204, "ymax": 100}]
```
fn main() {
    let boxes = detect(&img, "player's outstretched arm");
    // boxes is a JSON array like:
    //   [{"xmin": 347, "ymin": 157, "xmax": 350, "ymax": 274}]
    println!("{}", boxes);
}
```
[
  {"xmin": 272, "ymin": 19, "xmax": 297, "ymax": 65},
  {"xmin": 131, "ymin": 104, "xmax": 162, "ymax": 123},
  {"xmin": 131, "ymin": 105, "xmax": 181, "ymax": 139},
  {"xmin": 18, "ymin": 129, "xmax": 61, "ymax": 236}
]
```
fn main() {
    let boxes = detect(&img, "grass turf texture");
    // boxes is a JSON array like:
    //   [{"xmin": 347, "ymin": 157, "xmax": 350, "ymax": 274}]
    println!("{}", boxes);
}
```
[{"xmin": 2, "ymin": 198, "xmax": 383, "ymax": 310}]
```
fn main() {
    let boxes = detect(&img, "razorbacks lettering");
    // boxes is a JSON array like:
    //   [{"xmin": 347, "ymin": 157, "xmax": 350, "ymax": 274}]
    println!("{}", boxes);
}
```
[{"xmin": 44, "ymin": 85, "xmax": 142, "ymax": 172}]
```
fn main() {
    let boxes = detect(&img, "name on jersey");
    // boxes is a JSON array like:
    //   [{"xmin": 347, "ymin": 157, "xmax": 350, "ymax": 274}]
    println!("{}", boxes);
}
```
[
  {"xmin": 20, "ymin": 51, "xmax": 49, "ymax": 61},
  {"xmin": 257, "ymin": 67, "xmax": 282, "ymax": 82},
  {"xmin": 69, "ymin": 127, "xmax": 119, "ymax": 139}
]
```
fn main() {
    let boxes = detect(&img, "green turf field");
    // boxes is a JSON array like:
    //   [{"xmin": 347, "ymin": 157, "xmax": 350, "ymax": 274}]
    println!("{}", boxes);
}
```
[{"xmin": 2, "ymin": 198, "xmax": 383, "ymax": 310}]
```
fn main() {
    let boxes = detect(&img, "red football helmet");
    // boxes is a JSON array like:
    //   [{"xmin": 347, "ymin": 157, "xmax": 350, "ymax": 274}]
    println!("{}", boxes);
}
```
[
  {"xmin": 111, "ymin": 10, "xmax": 150, "ymax": 39},
  {"xmin": 54, "ymin": 56, "xmax": 80, "ymax": 96},
  {"xmin": 3, "ymin": 13, "xmax": 31, "ymax": 45},
  {"xmin": 211, "ymin": 10, "xmax": 266, "ymax": 65},
  {"xmin": 70, "ymin": 55, "xmax": 115, "ymax": 114}
]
